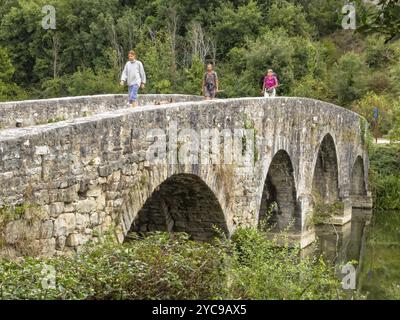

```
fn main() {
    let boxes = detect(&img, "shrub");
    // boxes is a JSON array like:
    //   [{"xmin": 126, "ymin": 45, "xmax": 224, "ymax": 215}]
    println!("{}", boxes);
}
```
[
  {"xmin": 228, "ymin": 228, "xmax": 344, "ymax": 300},
  {"xmin": 0, "ymin": 229, "xmax": 346, "ymax": 300},
  {"xmin": 0, "ymin": 233, "xmax": 228, "ymax": 300},
  {"xmin": 369, "ymin": 144, "xmax": 400, "ymax": 210}
]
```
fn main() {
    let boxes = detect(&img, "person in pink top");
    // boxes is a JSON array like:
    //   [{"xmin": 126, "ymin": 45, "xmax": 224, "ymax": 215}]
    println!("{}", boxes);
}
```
[{"xmin": 262, "ymin": 69, "xmax": 279, "ymax": 98}]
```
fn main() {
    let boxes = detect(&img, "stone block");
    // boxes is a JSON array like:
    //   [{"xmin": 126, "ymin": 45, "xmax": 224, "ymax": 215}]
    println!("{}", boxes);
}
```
[
  {"xmin": 49, "ymin": 202, "xmax": 64, "ymax": 217},
  {"xmin": 40, "ymin": 220, "xmax": 54, "ymax": 239},
  {"xmin": 76, "ymin": 199, "xmax": 97, "ymax": 214},
  {"xmin": 54, "ymin": 213, "xmax": 76, "ymax": 237},
  {"xmin": 56, "ymin": 236, "xmax": 66, "ymax": 250}
]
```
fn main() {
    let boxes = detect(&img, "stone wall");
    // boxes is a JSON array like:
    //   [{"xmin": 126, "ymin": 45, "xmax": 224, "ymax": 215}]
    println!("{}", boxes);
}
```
[
  {"xmin": 0, "ymin": 94, "xmax": 203, "ymax": 129},
  {"xmin": 0, "ymin": 95, "xmax": 371, "ymax": 256}
]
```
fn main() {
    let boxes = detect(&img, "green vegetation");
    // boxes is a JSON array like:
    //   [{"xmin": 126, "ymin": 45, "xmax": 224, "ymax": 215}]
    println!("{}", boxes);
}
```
[
  {"xmin": 36, "ymin": 116, "xmax": 66, "ymax": 125},
  {"xmin": 369, "ymin": 144, "xmax": 400, "ymax": 210},
  {"xmin": 0, "ymin": 230, "xmax": 345, "ymax": 300},
  {"xmin": 357, "ymin": 0, "xmax": 400, "ymax": 43},
  {"xmin": 311, "ymin": 201, "xmax": 344, "ymax": 225},
  {"xmin": 0, "ymin": 1, "xmax": 398, "ymax": 132}
]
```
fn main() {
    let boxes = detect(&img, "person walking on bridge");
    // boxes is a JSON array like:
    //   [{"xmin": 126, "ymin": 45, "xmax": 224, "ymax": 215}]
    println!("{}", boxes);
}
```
[
  {"xmin": 202, "ymin": 63, "xmax": 219, "ymax": 100},
  {"xmin": 262, "ymin": 69, "xmax": 279, "ymax": 98},
  {"xmin": 120, "ymin": 50, "xmax": 146, "ymax": 108}
]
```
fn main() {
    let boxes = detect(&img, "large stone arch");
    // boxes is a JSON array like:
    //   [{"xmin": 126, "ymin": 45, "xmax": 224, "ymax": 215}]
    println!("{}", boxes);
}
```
[
  {"xmin": 311, "ymin": 133, "xmax": 340, "ymax": 204},
  {"xmin": 258, "ymin": 150, "xmax": 300, "ymax": 231},
  {"xmin": 350, "ymin": 156, "xmax": 367, "ymax": 196},
  {"xmin": 122, "ymin": 173, "xmax": 228, "ymax": 242}
]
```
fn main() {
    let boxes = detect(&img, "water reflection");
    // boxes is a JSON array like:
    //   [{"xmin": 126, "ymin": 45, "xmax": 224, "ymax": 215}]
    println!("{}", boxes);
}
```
[
  {"xmin": 310, "ymin": 209, "xmax": 400, "ymax": 299},
  {"xmin": 303, "ymin": 209, "xmax": 373, "ymax": 296},
  {"xmin": 314, "ymin": 209, "xmax": 372, "ymax": 266}
]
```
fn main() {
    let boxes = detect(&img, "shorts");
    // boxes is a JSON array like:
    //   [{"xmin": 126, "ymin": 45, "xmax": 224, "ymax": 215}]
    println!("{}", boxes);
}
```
[
  {"xmin": 264, "ymin": 88, "xmax": 276, "ymax": 98},
  {"xmin": 204, "ymin": 86, "xmax": 216, "ymax": 98},
  {"xmin": 128, "ymin": 84, "xmax": 139, "ymax": 102}
]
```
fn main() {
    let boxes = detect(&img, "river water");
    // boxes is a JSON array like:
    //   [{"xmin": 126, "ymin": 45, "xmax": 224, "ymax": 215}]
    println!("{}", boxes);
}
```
[{"xmin": 312, "ymin": 209, "xmax": 400, "ymax": 299}]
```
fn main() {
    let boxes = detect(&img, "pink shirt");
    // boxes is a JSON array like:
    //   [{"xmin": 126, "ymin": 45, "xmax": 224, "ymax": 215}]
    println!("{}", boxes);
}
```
[{"xmin": 264, "ymin": 75, "xmax": 277, "ymax": 88}]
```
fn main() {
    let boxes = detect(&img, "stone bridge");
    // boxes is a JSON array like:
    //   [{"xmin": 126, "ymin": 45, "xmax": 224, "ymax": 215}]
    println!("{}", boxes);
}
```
[{"xmin": 0, "ymin": 94, "xmax": 372, "ymax": 256}]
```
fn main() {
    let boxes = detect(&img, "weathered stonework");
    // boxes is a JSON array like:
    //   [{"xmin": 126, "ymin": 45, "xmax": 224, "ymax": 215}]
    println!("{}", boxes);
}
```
[
  {"xmin": 0, "ymin": 94, "xmax": 372, "ymax": 256},
  {"xmin": 0, "ymin": 94, "xmax": 203, "ymax": 129}
]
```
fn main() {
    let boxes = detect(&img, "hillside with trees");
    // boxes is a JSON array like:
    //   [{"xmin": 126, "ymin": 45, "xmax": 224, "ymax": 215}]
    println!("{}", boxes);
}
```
[{"xmin": 0, "ymin": 0, "xmax": 399, "ymax": 137}]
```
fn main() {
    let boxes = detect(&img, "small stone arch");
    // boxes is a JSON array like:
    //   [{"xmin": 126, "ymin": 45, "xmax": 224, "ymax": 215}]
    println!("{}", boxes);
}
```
[
  {"xmin": 311, "ymin": 133, "xmax": 340, "ymax": 204},
  {"xmin": 350, "ymin": 156, "xmax": 367, "ymax": 196},
  {"xmin": 125, "ymin": 173, "xmax": 228, "ymax": 241},
  {"xmin": 259, "ymin": 150, "xmax": 300, "ymax": 231}
]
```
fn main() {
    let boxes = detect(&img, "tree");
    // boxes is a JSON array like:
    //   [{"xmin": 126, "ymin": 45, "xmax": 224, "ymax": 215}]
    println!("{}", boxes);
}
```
[
  {"xmin": 0, "ymin": 47, "xmax": 26, "ymax": 101},
  {"xmin": 358, "ymin": 0, "xmax": 400, "ymax": 43},
  {"xmin": 331, "ymin": 52, "xmax": 368, "ymax": 106},
  {"xmin": 221, "ymin": 29, "xmax": 296, "ymax": 97},
  {"xmin": 352, "ymin": 92, "xmax": 396, "ymax": 135},
  {"xmin": 265, "ymin": 1, "xmax": 315, "ymax": 38},
  {"xmin": 290, "ymin": 74, "xmax": 332, "ymax": 101},
  {"xmin": 295, "ymin": 0, "xmax": 342, "ymax": 37},
  {"xmin": 213, "ymin": 1, "xmax": 262, "ymax": 57}
]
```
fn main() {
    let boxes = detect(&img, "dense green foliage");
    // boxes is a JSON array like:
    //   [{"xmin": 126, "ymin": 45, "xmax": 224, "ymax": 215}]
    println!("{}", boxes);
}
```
[
  {"xmin": 0, "ymin": 0, "xmax": 399, "ymax": 136},
  {"xmin": 358, "ymin": 0, "xmax": 400, "ymax": 43},
  {"xmin": 369, "ymin": 144, "xmax": 400, "ymax": 210},
  {"xmin": 0, "ymin": 230, "xmax": 344, "ymax": 300}
]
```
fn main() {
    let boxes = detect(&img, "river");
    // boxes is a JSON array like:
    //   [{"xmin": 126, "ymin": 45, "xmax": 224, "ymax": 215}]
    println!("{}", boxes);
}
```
[{"xmin": 311, "ymin": 209, "xmax": 400, "ymax": 299}]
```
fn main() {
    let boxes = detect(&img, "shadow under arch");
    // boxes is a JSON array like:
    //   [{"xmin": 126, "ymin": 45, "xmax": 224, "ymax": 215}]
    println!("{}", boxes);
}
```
[
  {"xmin": 259, "ymin": 150, "xmax": 300, "ymax": 232},
  {"xmin": 350, "ymin": 156, "xmax": 367, "ymax": 196},
  {"xmin": 126, "ymin": 173, "xmax": 228, "ymax": 242},
  {"xmin": 312, "ymin": 133, "xmax": 340, "ymax": 204}
]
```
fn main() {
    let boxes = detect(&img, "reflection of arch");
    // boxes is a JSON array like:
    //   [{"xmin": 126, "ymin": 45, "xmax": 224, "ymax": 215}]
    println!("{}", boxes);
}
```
[
  {"xmin": 350, "ymin": 156, "xmax": 367, "ymax": 196},
  {"xmin": 259, "ymin": 150, "xmax": 300, "ymax": 231},
  {"xmin": 312, "ymin": 134, "xmax": 340, "ymax": 204},
  {"xmin": 127, "ymin": 174, "xmax": 228, "ymax": 241}
]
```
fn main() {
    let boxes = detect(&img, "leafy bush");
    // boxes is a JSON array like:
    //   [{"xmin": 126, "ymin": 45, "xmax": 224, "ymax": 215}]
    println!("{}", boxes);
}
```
[
  {"xmin": 0, "ymin": 233, "xmax": 228, "ymax": 300},
  {"xmin": 228, "ymin": 228, "xmax": 343, "ymax": 300},
  {"xmin": 369, "ymin": 144, "xmax": 400, "ymax": 210},
  {"xmin": 352, "ymin": 92, "xmax": 398, "ymax": 136},
  {"xmin": 0, "ymin": 229, "xmax": 346, "ymax": 300},
  {"xmin": 369, "ymin": 144, "xmax": 400, "ymax": 177},
  {"xmin": 332, "ymin": 52, "xmax": 368, "ymax": 106}
]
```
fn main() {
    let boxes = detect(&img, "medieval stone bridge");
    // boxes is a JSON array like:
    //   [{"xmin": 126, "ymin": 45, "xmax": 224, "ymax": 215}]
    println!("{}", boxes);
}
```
[{"xmin": 0, "ymin": 94, "xmax": 372, "ymax": 256}]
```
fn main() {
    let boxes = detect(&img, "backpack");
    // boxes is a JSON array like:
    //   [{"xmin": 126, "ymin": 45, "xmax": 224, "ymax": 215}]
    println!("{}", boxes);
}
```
[{"xmin": 204, "ymin": 72, "xmax": 217, "ymax": 91}]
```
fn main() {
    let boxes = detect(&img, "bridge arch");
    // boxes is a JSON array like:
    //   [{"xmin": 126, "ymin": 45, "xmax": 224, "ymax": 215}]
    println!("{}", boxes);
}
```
[
  {"xmin": 350, "ymin": 156, "xmax": 367, "ymax": 196},
  {"xmin": 258, "ymin": 150, "xmax": 300, "ymax": 231},
  {"xmin": 124, "ymin": 173, "xmax": 228, "ymax": 241},
  {"xmin": 311, "ymin": 133, "xmax": 340, "ymax": 204}
]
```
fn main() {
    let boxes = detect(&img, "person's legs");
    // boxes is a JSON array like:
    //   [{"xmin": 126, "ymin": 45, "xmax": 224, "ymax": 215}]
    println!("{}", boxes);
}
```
[
  {"xmin": 128, "ymin": 85, "xmax": 133, "ymax": 106},
  {"xmin": 271, "ymin": 88, "xmax": 276, "ymax": 98},
  {"xmin": 129, "ymin": 84, "xmax": 139, "ymax": 107},
  {"xmin": 210, "ymin": 89, "xmax": 216, "ymax": 100},
  {"xmin": 204, "ymin": 86, "xmax": 211, "ymax": 100}
]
